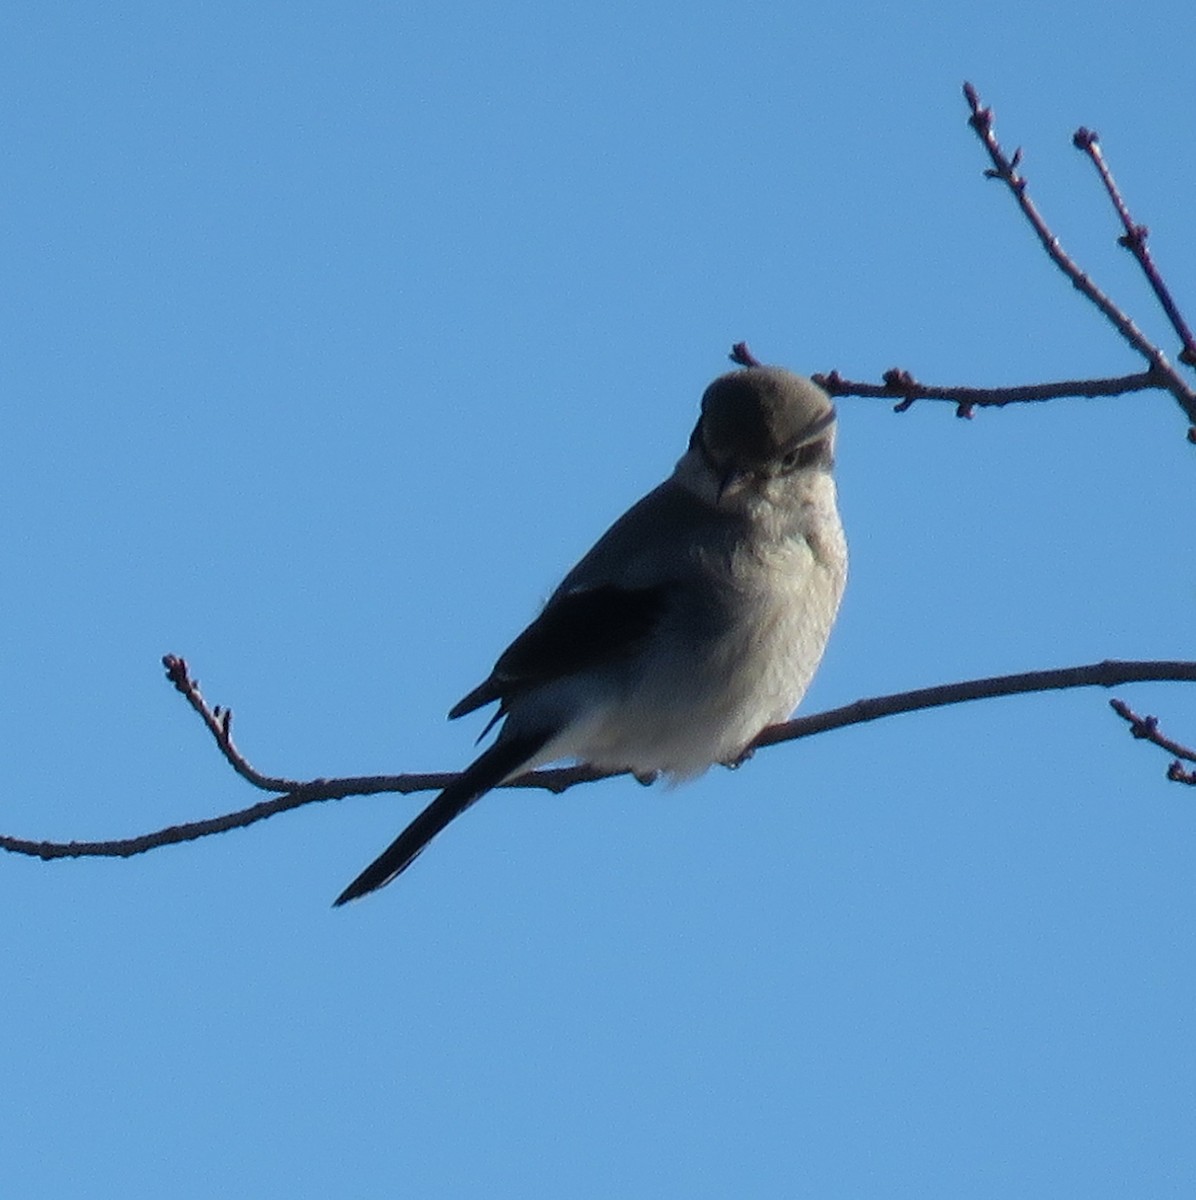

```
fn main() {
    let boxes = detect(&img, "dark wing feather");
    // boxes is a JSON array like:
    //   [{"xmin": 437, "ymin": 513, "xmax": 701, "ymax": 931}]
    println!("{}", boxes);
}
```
[{"xmin": 448, "ymin": 583, "xmax": 674, "ymax": 719}]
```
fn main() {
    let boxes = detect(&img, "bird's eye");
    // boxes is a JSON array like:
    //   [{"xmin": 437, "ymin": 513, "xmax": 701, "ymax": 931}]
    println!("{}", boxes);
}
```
[{"xmin": 779, "ymin": 439, "xmax": 826, "ymax": 473}]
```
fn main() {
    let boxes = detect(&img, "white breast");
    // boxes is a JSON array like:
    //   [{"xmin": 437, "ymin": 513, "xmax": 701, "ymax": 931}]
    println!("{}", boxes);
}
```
[{"xmin": 564, "ymin": 482, "xmax": 846, "ymax": 779}]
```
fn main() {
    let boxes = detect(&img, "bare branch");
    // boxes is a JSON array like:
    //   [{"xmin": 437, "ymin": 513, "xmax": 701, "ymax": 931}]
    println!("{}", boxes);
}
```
[
  {"xmin": 1072, "ymin": 127, "xmax": 1196, "ymax": 370},
  {"xmin": 162, "ymin": 655, "xmax": 303, "ymax": 793},
  {"xmin": 0, "ymin": 765, "xmax": 618, "ymax": 862},
  {"xmin": 729, "ymin": 341, "xmax": 762, "ymax": 368},
  {"xmin": 812, "ymin": 367, "xmax": 1160, "ymax": 417},
  {"xmin": 752, "ymin": 660, "xmax": 1196, "ymax": 747},
  {"xmin": 4, "ymin": 658, "xmax": 1194, "ymax": 863},
  {"xmin": 962, "ymin": 82, "xmax": 1196, "ymax": 430},
  {"xmin": 1109, "ymin": 698, "xmax": 1196, "ymax": 786}
]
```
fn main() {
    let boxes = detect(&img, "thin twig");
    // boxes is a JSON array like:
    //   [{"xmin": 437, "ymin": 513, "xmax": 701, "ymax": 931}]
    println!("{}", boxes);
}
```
[
  {"xmin": 1072, "ymin": 127, "xmax": 1196, "ymax": 370},
  {"xmin": 740, "ymin": 343, "xmax": 1158, "ymax": 418},
  {"xmin": 162, "ymin": 655, "xmax": 303, "ymax": 793},
  {"xmin": 812, "ymin": 367, "xmax": 1159, "ymax": 417},
  {"xmin": 1109, "ymin": 698, "xmax": 1196, "ymax": 786},
  {"xmin": 730, "ymin": 341, "xmax": 762, "ymax": 367},
  {"xmin": 3, "ymin": 658, "xmax": 1194, "ymax": 862},
  {"xmin": 962, "ymin": 82, "xmax": 1196, "ymax": 430}
]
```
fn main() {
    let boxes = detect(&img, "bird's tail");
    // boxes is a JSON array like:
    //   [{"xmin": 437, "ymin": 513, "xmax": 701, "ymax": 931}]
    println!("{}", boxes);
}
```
[{"xmin": 332, "ymin": 730, "xmax": 551, "ymax": 906}]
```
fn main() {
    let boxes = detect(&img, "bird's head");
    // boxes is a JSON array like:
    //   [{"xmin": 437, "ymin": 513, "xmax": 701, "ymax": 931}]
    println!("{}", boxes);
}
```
[{"xmin": 679, "ymin": 366, "xmax": 838, "ymax": 513}]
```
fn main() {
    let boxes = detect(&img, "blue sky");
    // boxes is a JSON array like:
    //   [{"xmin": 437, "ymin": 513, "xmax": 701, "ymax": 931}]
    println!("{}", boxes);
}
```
[{"xmin": 3, "ymin": 2, "xmax": 1196, "ymax": 1196}]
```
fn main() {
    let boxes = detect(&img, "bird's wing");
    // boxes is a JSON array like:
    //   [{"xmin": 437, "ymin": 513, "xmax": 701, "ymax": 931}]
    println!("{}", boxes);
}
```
[
  {"xmin": 448, "ymin": 581, "xmax": 676, "ymax": 719},
  {"xmin": 337, "ymin": 583, "xmax": 675, "ymax": 904}
]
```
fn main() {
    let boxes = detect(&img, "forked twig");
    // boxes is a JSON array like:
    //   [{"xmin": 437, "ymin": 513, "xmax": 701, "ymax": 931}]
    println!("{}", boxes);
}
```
[
  {"xmin": 807, "ymin": 88, "xmax": 1196, "ymax": 434},
  {"xmin": 1109, "ymin": 699, "xmax": 1196, "ymax": 786},
  {"xmin": 962, "ymin": 82, "xmax": 1196, "ymax": 429}
]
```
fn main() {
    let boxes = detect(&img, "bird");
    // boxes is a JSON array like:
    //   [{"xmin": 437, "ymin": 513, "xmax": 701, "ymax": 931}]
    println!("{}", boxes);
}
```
[{"xmin": 334, "ymin": 362, "xmax": 847, "ymax": 904}]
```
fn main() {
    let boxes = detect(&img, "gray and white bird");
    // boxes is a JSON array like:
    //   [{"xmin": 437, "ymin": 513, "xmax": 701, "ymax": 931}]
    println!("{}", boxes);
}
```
[{"xmin": 334, "ymin": 364, "xmax": 847, "ymax": 904}]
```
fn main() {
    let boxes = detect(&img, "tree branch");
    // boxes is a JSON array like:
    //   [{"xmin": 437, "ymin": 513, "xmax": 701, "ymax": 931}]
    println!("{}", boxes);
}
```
[
  {"xmin": 810, "ymin": 367, "xmax": 1161, "ymax": 418},
  {"xmin": 734, "ymin": 343, "xmax": 1161, "ymax": 422},
  {"xmin": 1072, "ymin": 127, "xmax": 1196, "ymax": 370},
  {"xmin": 162, "ymin": 655, "xmax": 303, "ymax": 793},
  {"xmin": 961, "ymin": 81, "xmax": 1196, "ymax": 431},
  {"xmin": 3, "ymin": 658, "xmax": 1194, "ymax": 863},
  {"xmin": 803, "ymin": 90, "xmax": 1196, "ymax": 433},
  {"xmin": 1109, "ymin": 698, "xmax": 1196, "ymax": 786},
  {"xmin": 735, "ymin": 342, "xmax": 1158, "ymax": 420}
]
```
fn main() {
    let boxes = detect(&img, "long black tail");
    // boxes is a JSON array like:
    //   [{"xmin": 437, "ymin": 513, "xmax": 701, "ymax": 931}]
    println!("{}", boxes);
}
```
[{"xmin": 332, "ymin": 730, "xmax": 551, "ymax": 906}]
